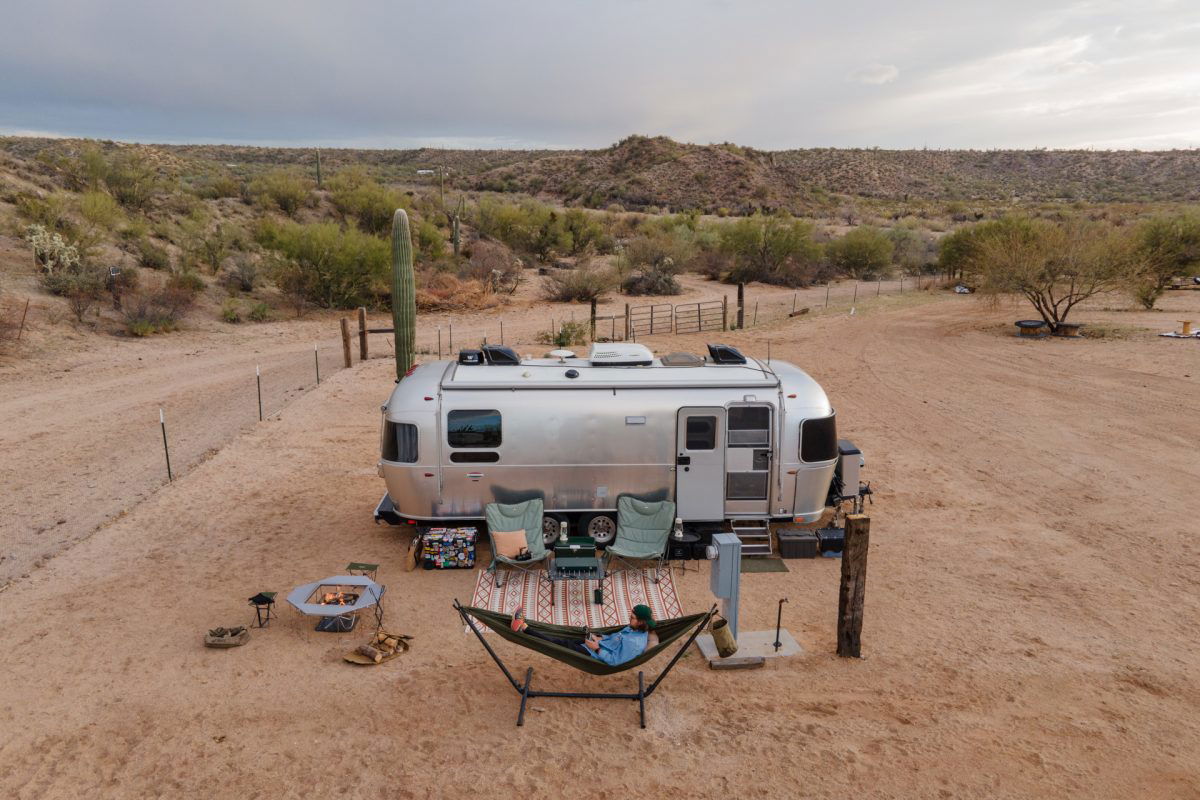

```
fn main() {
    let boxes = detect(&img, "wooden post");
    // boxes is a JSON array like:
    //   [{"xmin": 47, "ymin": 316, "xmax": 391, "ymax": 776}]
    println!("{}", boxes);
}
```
[
  {"xmin": 590, "ymin": 298, "xmax": 597, "ymax": 342},
  {"xmin": 825, "ymin": 284, "xmax": 830, "ymax": 308},
  {"xmin": 624, "ymin": 303, "xmax": 631, "ymax": 340},
  {"xmin": 16, "ymin": 298, "xmax": 30, "ymax": 340},
  {"xmin": 837, "ymin": 514, "xmax": 870, "ymax": 658},
  {"xmin": 852, "ymin": 282, "xmax": 858, "ymax": 304},
  {"xmin": 159, "ymin": 408, "xmax": 172, "ymax": 482},
  {"xmin": 722, "ymin": 295, "xmax": 728, "ymax": 331},
  {"xmin": 752, "ymin": 301, "xmax": 758, "ymax": 326},
  {"xmin": 314, "ymin": 348, "xmax": 320, "ymax": 385},
  {"xmin": 358, "ymin": 307, "xmax": 368, "ymax": 361},
  {"xmin": 256, "ymin": 365, "xmax": 263, "ymax": 422},
  {"xmin": 500, "ymin": 320, "xmax": 504, "ymax": 344},
  {"xmin": 736, "ymin": 283, "xmax": 745, "ymax": 330},
  {"xmin": 437, "ymin": 327, "xmax": 442, "ymax": 359},
  {"xmin": 340, "ymin": 318, "xmax": 352, "ymax": 368}
]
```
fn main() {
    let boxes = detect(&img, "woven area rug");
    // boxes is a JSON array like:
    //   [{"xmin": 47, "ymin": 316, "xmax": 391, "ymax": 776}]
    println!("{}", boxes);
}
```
[{"xmin": 469, "ymin": 568, "xmax": 682, "ymax": 628}]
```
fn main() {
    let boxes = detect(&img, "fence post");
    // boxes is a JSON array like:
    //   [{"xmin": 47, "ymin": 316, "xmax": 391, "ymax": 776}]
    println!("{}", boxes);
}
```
[
  {"xmin": 256, "ymin": 364, "xmax": 263, "ymax": 422},
  {"xmin": 449, "ymin": 323, "xmax": 453, "ymax": 354},
  {"xmin": 314, "ymin": 347, "xmax": 320, "ymax": 385},
  {"xmin": 753, "ymin": 302, "xmax": 758, "ymax": 326},
  {"xmin": 792, "ymin": 293, "xmax": 797, "ymax": 314},
  {"xmin": 852, "ymin": 282, "xmax": 858, "ymax": 304},
  {"xmin": 624, "ymin": 303, "xmax": 631, "ymax": 340},
  {"xmin": 438, "ymin": 327, "xmax": 442, "ymax": 359},
  {"xmin": 340, "ymin": 317, "xmax": 352, "ymax": 368},
  {"xmin": 736, "ymin": 283, "xmax": 745, "ymax": 330},
  {"xmin": 877, "ymin": 277, "xmax": 881, "ymax": 296},
  {"xmin": 900, "ymin": 276, "xmax": 904, "ymax": 294},
  {"xmin": 722, "ymin": 296, "xmax": 728, "ymax": 331},
  {"xmin": 358, "ymin": 307, "xmax": 368, "ymax": 361},
  {"xmin": 16, "ymin": 298, "xmax": 30, "ymax": 340},
  {"xmin": 590, "ymin": 298, "xmax": 597, "ymax": 342},
  {"xmin": 837, "ymin": 514, "xmax": 871, "ymax": 658},
  {"xmin": 500, "ymin": 320, "xmax": 504, "ymax": 344},
  {"xmin": 825, "ymin": 284, "xmax": 830, "ymax": 308},
  {"xmin": 159, "ymin": 408, "xmax": 172, "ymax": 482}
]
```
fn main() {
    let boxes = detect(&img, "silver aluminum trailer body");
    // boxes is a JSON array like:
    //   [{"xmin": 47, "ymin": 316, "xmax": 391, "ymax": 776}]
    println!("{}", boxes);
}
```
[{"xmin": 377, "ymin": 347, "xmax": 839, "ymax": 539}]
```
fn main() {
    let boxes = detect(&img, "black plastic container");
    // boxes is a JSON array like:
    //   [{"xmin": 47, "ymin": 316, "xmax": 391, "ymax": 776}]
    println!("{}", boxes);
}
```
[
  {"xmin": 778, "ymin": 529, "xmax": 819, "ymax": 558},
  {"xmin": 816, "ymin": 527, "xmax": 845, "ymax": 554}
]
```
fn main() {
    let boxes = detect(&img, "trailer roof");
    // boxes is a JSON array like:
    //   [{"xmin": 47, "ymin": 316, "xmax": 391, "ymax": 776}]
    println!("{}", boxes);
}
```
[{"xmin": 444, "ymin": 356, "xmax": 781, "ymax": 389}]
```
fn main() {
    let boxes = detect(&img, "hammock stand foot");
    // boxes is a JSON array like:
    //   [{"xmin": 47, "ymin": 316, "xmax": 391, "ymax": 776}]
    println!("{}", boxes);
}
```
[{"xmin": 512, "ymin": 668, "xmax": 649, "ymax": 728}]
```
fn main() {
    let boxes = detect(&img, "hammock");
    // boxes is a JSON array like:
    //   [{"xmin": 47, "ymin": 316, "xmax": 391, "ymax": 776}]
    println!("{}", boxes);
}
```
[{"xmin": 455, "ymin": 600, "xmax": 716, "ymax": 728}]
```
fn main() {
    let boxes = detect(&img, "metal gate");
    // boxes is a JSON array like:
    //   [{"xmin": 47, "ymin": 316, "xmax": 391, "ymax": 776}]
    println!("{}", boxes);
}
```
[
  {"xmin": 628, "ymin": 303, "xmax": 672, "ymax": 337},
  {"xmin": 674, "ymin": 300, "xmax": 724, "ymax": 334}
]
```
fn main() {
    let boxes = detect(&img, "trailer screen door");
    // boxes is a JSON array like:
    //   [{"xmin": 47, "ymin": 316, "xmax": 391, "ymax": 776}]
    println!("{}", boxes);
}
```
[{"xmin": 676, "ymin": 407, "xmax": 725, "ymax": 521}]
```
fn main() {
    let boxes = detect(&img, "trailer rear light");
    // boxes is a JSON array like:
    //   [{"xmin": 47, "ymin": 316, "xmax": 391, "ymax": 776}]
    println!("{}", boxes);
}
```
[
  {"xmin": 787, "ymin": 394, "xmax": 797, "ymax": 398},
  {"xmin": 424, "ymin": 472, "xmax": 434, "ymax": 477},
  {"xmin": 405, "ymin": 519, "xmax": 417, "ymax": 525}
]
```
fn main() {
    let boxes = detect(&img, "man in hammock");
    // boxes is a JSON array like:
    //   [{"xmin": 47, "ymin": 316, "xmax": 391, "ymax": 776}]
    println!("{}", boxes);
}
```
[{"xmin": 510, "ymin": 605, "xmax": 659, "ymax": 666}]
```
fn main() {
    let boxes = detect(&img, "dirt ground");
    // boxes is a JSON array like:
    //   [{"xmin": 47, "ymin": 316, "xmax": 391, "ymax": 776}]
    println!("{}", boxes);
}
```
[{"xmin": 1, "ymin": 289, "xmax": 1198, "ymax": 799}]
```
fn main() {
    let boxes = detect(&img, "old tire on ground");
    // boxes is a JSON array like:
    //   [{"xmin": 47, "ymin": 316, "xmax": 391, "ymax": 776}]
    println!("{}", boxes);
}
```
[
  {"xmin": 581, "ymin": 513, "xmax": 617, "ymax": 546},
  {"xmin": 541, "ymin": 514, "xmax": 566, "ymax": 546}
]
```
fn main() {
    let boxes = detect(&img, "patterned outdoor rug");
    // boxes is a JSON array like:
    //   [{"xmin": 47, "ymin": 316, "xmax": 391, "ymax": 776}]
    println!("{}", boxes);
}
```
[{"xmin": 470, "ymin": 567, "xmax": 683, "ymax": 628}]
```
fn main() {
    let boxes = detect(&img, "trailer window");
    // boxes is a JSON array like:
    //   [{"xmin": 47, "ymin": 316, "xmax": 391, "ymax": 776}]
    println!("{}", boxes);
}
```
[
  {"xmin": 800, "ymin": 414, "xmax": 837, "ymax": 462},
  {"xmin": 448, "ymin": 409, "xmax": 502, "ymax": 448},
  {"xmin": 726, "ymin": 472, "xmax": 768, "ymax": 500},
  {"xmin": 450, "ymin": 451, "xmax": 500, "ymax": 463},
  {"xmin": 727, "ymin": 405, "xmax": 770, "ymax": 447},
  {"xmin": 685, "ymin": 416, "xmax": 716, "ymax": 450},
  {"xmin": 382, "ymin": 421, "xmax": 418, "ymax": 463}
]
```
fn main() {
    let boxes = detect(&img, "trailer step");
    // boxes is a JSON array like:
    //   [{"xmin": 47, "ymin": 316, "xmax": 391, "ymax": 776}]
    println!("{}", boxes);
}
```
[{"xmin": 729, "ymin": 519, "xmax": 774, "ymax": 557}]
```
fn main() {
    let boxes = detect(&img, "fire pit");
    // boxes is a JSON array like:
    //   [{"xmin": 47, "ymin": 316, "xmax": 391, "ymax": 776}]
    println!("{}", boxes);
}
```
[{"xmin": 287, "ymin": 574, "xmax": 386, "ymax": 632}]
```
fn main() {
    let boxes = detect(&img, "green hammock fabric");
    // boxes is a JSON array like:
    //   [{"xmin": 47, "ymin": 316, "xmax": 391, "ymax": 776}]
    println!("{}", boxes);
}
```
[{"xmin": 462, "ymin": 606, "xmax": 711, "ymax": 677}]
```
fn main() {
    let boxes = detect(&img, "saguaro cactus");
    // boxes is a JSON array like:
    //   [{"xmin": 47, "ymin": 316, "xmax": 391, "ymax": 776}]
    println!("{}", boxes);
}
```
[{"xmin": 392, "ymin": 209, "xmax": 416, "ymax": 379}]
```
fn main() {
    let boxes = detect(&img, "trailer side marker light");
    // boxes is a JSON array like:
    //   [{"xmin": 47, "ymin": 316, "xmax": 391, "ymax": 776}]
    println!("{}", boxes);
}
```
[
  {"xmin": 786, "ymin": 469, "xmax": 797, "ymax": 475},
  {"xmin": 787, "ymin": 394, "xmax": 797, "ymax": 398},
  {"xmin": 424, "ymin": 396, "xmax": 433, "ymax": 401},
  {"xmin": 424, "ymin": 472, "xmax": 434, "ymax": 477}
]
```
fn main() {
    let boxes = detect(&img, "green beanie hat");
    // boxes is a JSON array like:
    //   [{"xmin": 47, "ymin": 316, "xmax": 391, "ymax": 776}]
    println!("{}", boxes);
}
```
[{"xmin": 632, "ymin": 604, "xmax": 656, "ymax": 629}]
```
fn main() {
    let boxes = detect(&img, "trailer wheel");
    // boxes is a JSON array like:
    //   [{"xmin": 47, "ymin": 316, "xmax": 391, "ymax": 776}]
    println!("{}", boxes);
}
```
[
  {"xmin": 582, "ymin": 513, "xmax": 617, "ymax": 546},
  {"xmin": 541, "ymin": 514, "xmax": 566, "ymax": 546}
]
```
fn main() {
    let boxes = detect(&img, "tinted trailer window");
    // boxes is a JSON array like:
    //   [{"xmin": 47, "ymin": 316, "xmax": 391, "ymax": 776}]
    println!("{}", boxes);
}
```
[
  {"xmin": 448, "ymin": 410, "xmax": 502, "ymax": 448},
  {"xmin": 800, "ymin": 414, "xmax": 837, "ymax": 462}
]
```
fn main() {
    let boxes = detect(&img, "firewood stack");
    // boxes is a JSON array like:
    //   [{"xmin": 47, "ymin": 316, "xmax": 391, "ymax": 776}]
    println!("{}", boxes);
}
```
[{"xmin": 353, "ymin": 631, "xmax": 409, "ymax": 663}]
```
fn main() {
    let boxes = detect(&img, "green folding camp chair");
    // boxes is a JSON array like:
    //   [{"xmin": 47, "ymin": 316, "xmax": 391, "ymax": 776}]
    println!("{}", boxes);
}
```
[
  {"xmin": 604, "ymin": 496, "xmax": 675, "ymax": 583},
  {"xmin": 485, "ymin": 499, "xmax": 548, "ymax": 587}
]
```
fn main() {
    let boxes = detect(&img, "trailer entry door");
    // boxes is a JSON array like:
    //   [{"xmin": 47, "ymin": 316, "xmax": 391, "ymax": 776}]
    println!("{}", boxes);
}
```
[{"xmin": 675, "ymin": 407, "xmax": 726, "ymax": 521}]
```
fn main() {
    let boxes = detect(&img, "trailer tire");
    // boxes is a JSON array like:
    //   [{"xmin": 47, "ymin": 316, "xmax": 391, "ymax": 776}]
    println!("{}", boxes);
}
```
[
  {"xmin": 582, "ymin": 513, "xmax": 617, "ymax": 546},
  {"xmin": 541, "ymin": 514, "xmax": 566, "ymax": 546}
]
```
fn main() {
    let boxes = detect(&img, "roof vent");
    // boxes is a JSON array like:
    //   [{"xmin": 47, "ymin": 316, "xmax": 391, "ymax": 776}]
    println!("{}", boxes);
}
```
[
  {"xmin": 706, "ymin": 343, "xmax": 747, "ymax": 365},
  {"xmin": 589, "ymin": 342, "xmax": 654, "ymax": 367},
  {"xmin": 661, "ymin": 352, "xmax": 706, "ymax": 367},
  {"xmin": 481, "ymin": 344, "xmax": 521, "ymax": 365},
  {"xmin": 458, "ymin": 349, "xmax": 483, "ymax": 365}
]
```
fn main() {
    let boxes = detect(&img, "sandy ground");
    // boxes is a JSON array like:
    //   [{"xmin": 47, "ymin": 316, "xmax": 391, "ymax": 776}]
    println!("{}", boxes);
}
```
[{"xmin": 1, "ymin": 288, "xmax": 1199, "ymax": 798}]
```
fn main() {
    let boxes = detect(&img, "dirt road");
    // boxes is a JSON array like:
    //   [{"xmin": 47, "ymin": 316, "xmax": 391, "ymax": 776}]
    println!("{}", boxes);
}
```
[{"xmin": 1, "ymin": 290, "xmax": 1197, "ymax": 798}]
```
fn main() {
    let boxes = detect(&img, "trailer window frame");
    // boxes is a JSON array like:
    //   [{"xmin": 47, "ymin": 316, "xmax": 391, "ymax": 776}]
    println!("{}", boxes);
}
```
[
  {"xmin": 800, "ymin": 412, "xmax": 837, "ymax": 463},
  {"xmin": 447, "ymin": 409, "xmax": 502, "ymax": 449},
  {"xmin": 685, "ymin": 415, "xmax": 717, "ymax": 451}
]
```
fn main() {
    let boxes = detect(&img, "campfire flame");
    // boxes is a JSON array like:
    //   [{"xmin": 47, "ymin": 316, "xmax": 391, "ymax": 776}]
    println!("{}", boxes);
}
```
[{"xmin": 320, "ymin": 591, "xmax": 355, "ymax": 605}]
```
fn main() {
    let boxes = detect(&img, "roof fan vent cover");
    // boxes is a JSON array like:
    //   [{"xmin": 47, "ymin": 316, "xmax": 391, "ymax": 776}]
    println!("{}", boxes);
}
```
[
  {"xmin": 481, "ymin": 344, "xmax": 521, "ymax": 365},
  {"xmin": 706, "ymin": 343, "xmax": 747, "ymax": 365},
  {"xmin": 661, "ymin": 352, "xmax": 706, "ymax": 367}
]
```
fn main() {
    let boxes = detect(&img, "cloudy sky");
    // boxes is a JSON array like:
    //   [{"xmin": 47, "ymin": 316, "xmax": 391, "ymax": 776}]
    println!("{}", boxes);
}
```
[{"xmin": 2, "ymin": 0, "xmax": 1199, "ymax": 150}]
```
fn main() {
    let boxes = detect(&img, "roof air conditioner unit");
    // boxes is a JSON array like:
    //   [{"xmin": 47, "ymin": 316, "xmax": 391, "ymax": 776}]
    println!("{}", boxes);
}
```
[{"xmin": 588, "ymin": 342, "xmax": 654, "ymax": 366}]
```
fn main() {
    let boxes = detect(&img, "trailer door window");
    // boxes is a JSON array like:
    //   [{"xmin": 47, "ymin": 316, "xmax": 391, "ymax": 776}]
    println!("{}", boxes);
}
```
[
  {"xmin": 685, "ymin": 416, "xmax": 716, "ymax": 450},
  {"xmin": 383, "ymin": 421, "xmax": 418, "ymax": 463},
  {"xmin": 800, "ymin": 413, "xmax": 837, "ymax": 462},
  {"xmin": 448, "ymin": 409, "xmax": 502, "ymax": 448},
  {"xmin": 727, "ymin": 406, "xmax": 770, "ymax": 447}
]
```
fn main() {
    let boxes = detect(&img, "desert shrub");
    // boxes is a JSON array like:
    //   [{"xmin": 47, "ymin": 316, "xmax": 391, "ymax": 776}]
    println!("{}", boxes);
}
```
[
  {"xmin": 535, "ymin": 319, "xmax": 589, "ymax": 347},
  {"xmin": 328, "ymin": 167, "xmax": 409, "ymax": 235},
  {"xmin": 541, "ymin": 258, "xmax": 618, "ymax": 302},
  {"xmin": 137, "ymin": 239, "xmax": 171, "ymax": 270},
  {"xmin": 718, "ymin": 213, "xmax": 822, "ymax": 286},
  {"xmin": 266, "ymin": 253, "xmax": 310, "ymax": 318},
  {"xmin": 1127, "ymin": 213, "xmax": 1200, "ymax": 309},
  {"xmin": 255, "ymin": 219, "xmax": 390, "ymax": 308},
  {"xmin": 227, "ymin": 254, "xmax": 259, "ymax": 292},
  {"xmin": 415, "ymin": 273, "xmax": 503, "ymax": 311},
  {"xmin": 475, "ymin": 199, "xmax": 609, "ymax": 261},
  {"xmin": 41, "ymin": 260, "xmax": 107, "ymax": 321},
  {"xmin": 192, "ymin": 173, "xmax": 242, "ymax": 199},
  {"xmin": 826, "ymin": 227, "xmax": 894, "ymax": 280},
  {"xmin": 622, "ymin": 264, "xmax": 681, "ymax": 296},
  {"xmin": 939, "ymin": 217, "xmax": 1045, "ymax": 283},
  {"xmin": 167, "ymin": 270, "xmax": 206, "ymax": 295},
  {"xmin": 123, "ymin": 281, "xmax": 196, "ymax": 335},
  {"xmin": 415, "ymin": 219, "xmax": 446, "ymax": 261},
  {"xmin": 105, "ymin": 265, "xmax": 139, "ymax": 310},
  {"xmin": 247, "ymin": 301, "xmax": 271, "ymax": 322},
  {"xmin": 221, "ymin": 299, "xmax": 242, "ymax": 323},
  {"xmin": 106, "ymin": 150, "xmax": 160, "ymax": 210},
  {"xmin": 886, "ymin": 226, "xmax": 928, "ymax": 273},
  {"xmin": 462, "ymin": 239, "xmax": 523, "ymax": 294},
  {"xmin": 247, "ymin": 169, "xmax": 312, "ymax": 216},
  {"xmin": 15, "ymin": 192, "xmax": 74, "ymax": 234},
  {"xmin": 79, "ymin": 190, "xmax": 122, "ymax": 233}
]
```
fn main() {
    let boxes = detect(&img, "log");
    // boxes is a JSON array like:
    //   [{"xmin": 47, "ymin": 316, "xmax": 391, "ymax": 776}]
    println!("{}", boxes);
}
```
[
  {"xmin": 383, "ymin": 637, "xmax": 400, "ymax": 651},
  {"xmin": 356, "ymin": 644, "xmax": 383, "ymax": 663},
  {"xmin": 709, "ymin": 656, "xmax": 765, "ymax": 670},
  {"xmin": 340, "ymin": 317, "xmax": 352, "ymax": 368},
  {"xmin": 837, "ymin": 514, "xmax": 870, "ymax": 658}
]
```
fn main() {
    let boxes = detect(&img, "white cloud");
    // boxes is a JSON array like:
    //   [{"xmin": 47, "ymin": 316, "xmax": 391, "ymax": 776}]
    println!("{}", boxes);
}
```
[{"xmin": 848, "ymin": 63, "xmax": 900, "ymax": 85}]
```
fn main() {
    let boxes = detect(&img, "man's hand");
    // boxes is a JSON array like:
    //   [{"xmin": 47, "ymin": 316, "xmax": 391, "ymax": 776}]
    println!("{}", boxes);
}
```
[{"xmin": 583, "ymin": 636, "xmax": 600, "ymax": 652}]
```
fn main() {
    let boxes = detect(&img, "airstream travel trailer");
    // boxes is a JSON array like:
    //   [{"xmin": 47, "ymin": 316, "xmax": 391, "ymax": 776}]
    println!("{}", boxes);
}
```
[{"xmin": 375, "ymin": 343, "xmax": 862, "ymax": 554}]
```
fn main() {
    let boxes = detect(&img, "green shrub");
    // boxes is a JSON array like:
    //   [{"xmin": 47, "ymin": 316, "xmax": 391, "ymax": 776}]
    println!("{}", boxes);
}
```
[
  {"xmin": 168, "ymin": 270, "xmax": 206, "ymax": 294},
  {"xmin": 247, "ymin": 301, "xmax": 271, "ymax": 322},
  {"xmin": 825, "ymin": 227, "xmax": 894, "ymax": 280},
  {"xmin": 328, "ymin": 167, "xmax": 409, "ymax": 235},
  {"xmin": 622, "ymin": 264, "xmax": 681, "ymax": 296},
  {"xmin": 255, "ymin": 219, "xmax": 390, "ymax": 308},
  {"xmin": 43, "ymin": 263, "xmax": 107, "ymax": 321},
  {"xmin": 123, "ymin": 282, "xmax": 197, "ymax": 335},
  {"xmin": 137, "ymin": 239, "xmax": 171, "ymax": 270},
  {"xmin": 535, "ymin": 319, "xmax": 590, "ymax": 347},
  {"xmin": 718, "ymin": 213, "xmax": 822, "ymax": 286},
  {"xmin": 247, "ymin": 169, "xmax": 312, "ymax": 216},
  {"xmin": 221, "ymin": 299, "xmax": 242, "ymax": 323},
  {"xmin": 415, "ymin": 219, "xmax": 446, "ymax": 261},
  {"xmin": 106, "ymin": 151, "xmax": 160, "ymax": 210},
  {"xmin": 540, "ymin": 258, "xmax": 618, "ymax": 302},
  {"xmin": 192, "ymin": 173, "xmax": 242, "ymax": 199},
  {"xmin": 227, "ymin": 254, "xmax": 259, "ymax": 292}
]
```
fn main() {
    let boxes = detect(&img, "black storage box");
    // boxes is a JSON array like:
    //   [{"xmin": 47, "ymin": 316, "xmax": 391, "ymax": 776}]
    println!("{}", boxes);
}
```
[
  {"xmin": 816, "ymin": 527, "xmax": 845, "ymax": 554},
  {"xmin": 778, "ymin": 529, "xmax": 819, "ymax": 559},
  {"xmin": 668, "ymin": 541, "xmax": 692, "ymax": 560}
]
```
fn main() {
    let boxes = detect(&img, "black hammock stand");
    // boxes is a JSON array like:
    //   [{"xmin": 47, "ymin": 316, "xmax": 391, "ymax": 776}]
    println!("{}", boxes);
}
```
[{"xmin": 454, "ymin": 600, "xmax": 716, "ymax": 728}]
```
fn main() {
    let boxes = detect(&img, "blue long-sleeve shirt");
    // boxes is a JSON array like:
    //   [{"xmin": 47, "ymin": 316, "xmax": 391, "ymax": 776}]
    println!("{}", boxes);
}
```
[{"xmin": 588, "ymin": 626, "xmax": 649, "ymax": 666}]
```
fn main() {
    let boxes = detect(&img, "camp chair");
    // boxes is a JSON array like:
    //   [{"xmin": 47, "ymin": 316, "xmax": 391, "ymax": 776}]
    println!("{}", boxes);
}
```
[
  {"xmin": 454, "ymin": 600, "xmax": 716, "ymax": 728},
  {"xmin": 604, "ymin": 496, "xmax": 675, "ymax": 583},
  {"xmin": 485, "ymin": 499, "xmax": 548, "ymax": 587}
]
